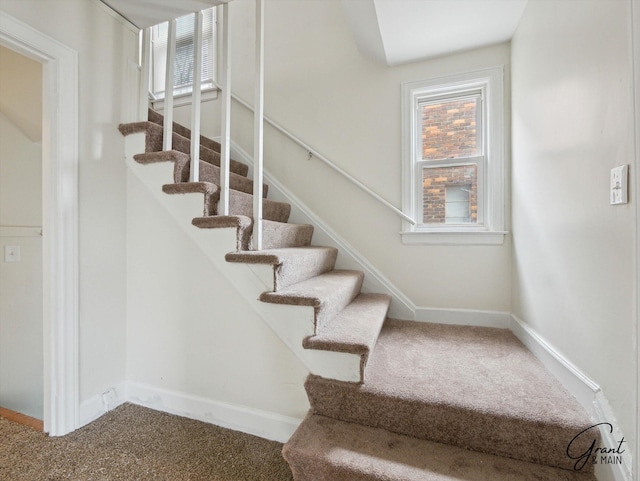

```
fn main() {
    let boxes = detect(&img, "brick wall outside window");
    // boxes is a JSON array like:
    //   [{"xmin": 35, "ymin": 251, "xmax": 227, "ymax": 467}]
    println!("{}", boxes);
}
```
[
  {"xmin": 422, "ymin": 165, "xmax": 478, "ymax": 224},
  {"xmin": 420, "ymin": 97, "xmax": 479, "ymax": 224}
]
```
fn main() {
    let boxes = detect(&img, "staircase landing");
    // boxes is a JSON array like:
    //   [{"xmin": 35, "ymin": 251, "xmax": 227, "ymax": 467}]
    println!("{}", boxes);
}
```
[{"xmin": 302, "ymin": 320, "xmax": 597, "ymax": 473}]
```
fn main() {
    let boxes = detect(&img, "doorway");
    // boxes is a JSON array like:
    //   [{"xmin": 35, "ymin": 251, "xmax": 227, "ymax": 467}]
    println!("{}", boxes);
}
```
[
  {"xmin": 0, "ymin": 11, "xmax": 79, "ymax": 436},
  {"xmin": 0, "ymin": 45, "xmax": 44, "ymax": 429}
]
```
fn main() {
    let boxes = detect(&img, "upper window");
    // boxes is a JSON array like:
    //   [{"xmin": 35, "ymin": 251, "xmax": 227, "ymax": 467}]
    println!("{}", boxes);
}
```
[
  {"xmin": 401, "ymin": 67, "xmax": 506, "ymax": 245},
  {"xmin": 150, "ymin": 8, "xmax": 216, "ymax": 100}
]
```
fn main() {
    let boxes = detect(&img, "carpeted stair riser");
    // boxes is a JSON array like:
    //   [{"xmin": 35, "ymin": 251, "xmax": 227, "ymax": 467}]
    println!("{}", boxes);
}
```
[
  {"xmin": 304, "ymin": 320, "xmax": 597, "ymax": 472},
  {"xmin": 192, "ymin": 215, "xmax": 315, "ymax": 251},
  {"xmin": 163, "ymin": 182, "xmax": 291, "ymax": 223},
  {"xmin": 260, "ymin": 271, "xmax": 364, "ymax": 332},
  {"xmin": 226, "ymin": 247, "xmax": 338, "ymax": 291},
  {"xmin": 283, "ymin": 414, "xmax": 597, "ymax": 481},
  {"xmin": 174, "ymin": 156, "xmax": 269, "ymax": 198},
  {"xmin": 162, "ymin": 182, "xmax": 219, "ymax": 216},
  {"xmin": 303, "ymin": 293, "xmax": 390, "ymax": 382},
  {"xmin": 133, "ymin": 150, "xmax": 262, "ymax": 197},
  {"xmin": 148, "ymin": 108, "xmax": 223, "ymax": 154},
  {"xmin": 118, "ymin": 122, "xmax": 248, "ymax": 177}
]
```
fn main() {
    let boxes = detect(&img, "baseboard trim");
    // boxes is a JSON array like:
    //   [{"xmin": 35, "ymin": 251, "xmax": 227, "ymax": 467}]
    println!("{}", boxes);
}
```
[
  {"xmin": 78, "ymin": 382, "xmax": 127, "ymax": 428},
  {"xmin": 510, "ymin": 314, "xmax": 599, "ymax": 409},
  {"xmin": 415, "ymin": 307, "xmax": 511, "ymax": 327},
  {"xmin": 510, "ymin": 315, "xmax": 631, "ymax": 481},
  {"xmin": 126, "ymin": 382, "xmax": 302, "ymax": 443}
]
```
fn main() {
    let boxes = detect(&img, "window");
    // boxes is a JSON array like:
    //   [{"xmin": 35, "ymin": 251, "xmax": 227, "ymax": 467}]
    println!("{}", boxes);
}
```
[
  {"xmin": 401, "ymin": 67, "xmax": 506, "ymax": 245},
  {"xmin": 150, "ymin": 8, "xmax": 216, "ymax": 101}
]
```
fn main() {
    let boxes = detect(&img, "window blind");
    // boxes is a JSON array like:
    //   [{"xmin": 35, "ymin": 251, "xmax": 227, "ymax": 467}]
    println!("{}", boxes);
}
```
[{"xmin": 151, "ymin": 8, "xmax": 216, "ymax": 98}]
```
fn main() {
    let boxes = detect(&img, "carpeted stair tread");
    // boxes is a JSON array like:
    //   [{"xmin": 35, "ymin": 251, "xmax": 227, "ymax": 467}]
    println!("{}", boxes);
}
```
[
  {"xmin": 174, "ymin": 156, "xmax": 268, "ymax": 197},
  {"xmin": 260, "ymin": 270, "xmax": 364, "ymax": 331},
  {"xmin": 119, "ymin": 121, "xmax": 248, "ymax": 177},
  {"xmin": 133, "ymin": 150, "xmax": 267, "ymax": 197},
  {"xmin": 193, "ymin": 215, "xmax": 314, "ymax": 251},
  {"xmin": 133, "ymin": 150, "xmax": 189, "ymax": 165},
  {"xmin": 305, "ymin": 320, "xmax": 597, "ymax": 471},
  {"xmin": 303, "ymin": 293, "xmax": 390, "ymax": 357},
  {"xmin": 225, "ymin": 247, "xmax": 338, "ymax": 291},
  {"xmin": 228, "ymin": 189, "xmax": 291, "ymax": 223},
  {"xmin": 283, "ymin": 414, "xmax": 597, "ymax": 481},
  {"xmin": 148, "ymin": 108, "xmax": 223, "ymax": 154},
  {"xmin": 162, "ymin": 182, "xmax": 219, "ymax": 216}
]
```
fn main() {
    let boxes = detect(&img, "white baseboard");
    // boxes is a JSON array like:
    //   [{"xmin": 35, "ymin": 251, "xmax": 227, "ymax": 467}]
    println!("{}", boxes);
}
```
[
  {"xmin": 126, "ymin": 382, "xmax": 302, "ymax": 443},
  {"xmin": 415, "ymin": 307, "xmax": 511, "ymax": 328},
  {"xmin": 78, "ymin": 381, "xmax": 127, "ymax": 428},
  {"xmin": 510, "ymin": 314, "xmax": 599, "ymax": 410},
  {"xmin": 510, "ymin": 314, "xmax": 632, "ymax": 481}
]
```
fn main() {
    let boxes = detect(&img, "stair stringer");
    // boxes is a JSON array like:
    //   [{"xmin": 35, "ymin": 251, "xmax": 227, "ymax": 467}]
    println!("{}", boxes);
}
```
[{"xmin": 124, "ymin": 132, "xmax": 362, "ymax": 383}]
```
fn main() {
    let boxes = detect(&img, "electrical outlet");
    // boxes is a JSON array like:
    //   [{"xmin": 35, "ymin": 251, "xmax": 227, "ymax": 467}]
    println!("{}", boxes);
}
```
[
  {"xmin": 4, "ymin": 245, "xmax": 20, "ymax": 262},
  {"xmin": 610, "ymin": 165, "xmax": 628, "ymax": 205},
  {"xmin": 101, "ymin": 388, "xmax": 117, "ymax": 411}
]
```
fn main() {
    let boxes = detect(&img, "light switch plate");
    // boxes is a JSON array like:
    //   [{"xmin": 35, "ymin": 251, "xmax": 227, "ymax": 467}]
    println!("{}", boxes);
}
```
[
  {"xmin": 4, "ymin": 245, "xmax": 20, "ymax": 262},
  {"xmin": 610, "ymin": 165, "xmax": 628, "ymax": 205}
]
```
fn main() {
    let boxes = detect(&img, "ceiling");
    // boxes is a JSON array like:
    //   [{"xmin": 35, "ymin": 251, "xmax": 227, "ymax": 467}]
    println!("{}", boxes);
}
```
[
  {"xmin": 100, "ymin": 0, "xmax": 230, "ymax": 29},
  {"xmin": 101, "ymin": 0, "xmax": 528, "ymax": 65},
  {"xmin": 342, "ymin": 0, "xmax": 529, "ymax": 66}
]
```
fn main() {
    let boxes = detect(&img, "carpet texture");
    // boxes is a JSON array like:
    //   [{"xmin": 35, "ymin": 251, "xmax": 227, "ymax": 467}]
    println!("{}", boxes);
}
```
[
  {"xmin": 305, "ymin": 320, "xmax": 597, "ymax": 471},
  {"xmin": 0, "ymin": 403, "xmax": 292, "ymax": 481},
  {"xmin": 119, "ymin": 109, "xmax": 597, "ymax": 480},
  {"xmin": 283, "ymin": 414, "xmax": 597, "ymax": 481}
]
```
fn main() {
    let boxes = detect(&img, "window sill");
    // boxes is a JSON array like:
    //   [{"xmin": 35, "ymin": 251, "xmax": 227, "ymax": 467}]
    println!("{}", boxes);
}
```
[
  {"xmin": 151, "ymin": 88, "xmax": 219, "ymax": 110},
  {"xmin": 400, "ymin": 230, "xmax": 508, "ymax": 246}
]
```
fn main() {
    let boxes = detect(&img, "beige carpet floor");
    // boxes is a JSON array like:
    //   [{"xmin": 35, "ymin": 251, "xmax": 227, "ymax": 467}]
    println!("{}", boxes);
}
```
[{"xmin": 0, "ymin": 403, "xmax": 293, "ymax": 481}]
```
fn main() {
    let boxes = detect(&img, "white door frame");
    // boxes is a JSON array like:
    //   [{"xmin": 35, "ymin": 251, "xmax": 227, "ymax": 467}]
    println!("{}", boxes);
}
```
[{"xmin": 0, "ymin": 11, "xmax": 79, "ymax": 436}]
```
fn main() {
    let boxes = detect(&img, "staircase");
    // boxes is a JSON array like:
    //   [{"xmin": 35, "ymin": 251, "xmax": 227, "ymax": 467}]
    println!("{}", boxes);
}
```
[{"xmin": 119, "ymin": 109, "xmax": 598, "ymax": 481}]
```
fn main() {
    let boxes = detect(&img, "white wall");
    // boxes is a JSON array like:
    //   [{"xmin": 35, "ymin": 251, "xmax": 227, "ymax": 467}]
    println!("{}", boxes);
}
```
[
  {"xmin": 0, "ymin": 108, "xmax": 43, "ymax": 419},
  {"xmin": 0, "ymin": 45, "xmax": 42, "ymax": 142},
  {"xmin": 511, "ymin": 0, "xmax": 636, "ymax": 455},
  {"xmin": 126, "ymin": 171, "xmax": 310, "ymax": 421},
  {"xmin": 0, "ymin": 0, "xmax": 137, "ymax": 409},
  {"xmin": 172, "ymin": 0, "xmax": 512, "ymax": 314}
]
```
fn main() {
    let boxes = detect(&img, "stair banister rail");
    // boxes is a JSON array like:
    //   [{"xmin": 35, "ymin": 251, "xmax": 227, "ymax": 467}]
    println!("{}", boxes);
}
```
[
  {"xmin": 252, "ymin": 0, "xmax": 265, "ymax": 250},
  {"xmin": 215, "ymin": 86, "xmax": 417, "ymax": 226},
  {"xmin": 163, "ymin": 19, "xmax": 176, "ymax": 151},
  {"xmin": 219, "ymin": 3, "xmax": 232, "ymax": 216},
  {"xmin": 148, "ymin": 3, "xmax": 414, "ymax": 228},
  {"xmin": 189, "ymin": 11, "xmax": 204, "ymax": 182}
]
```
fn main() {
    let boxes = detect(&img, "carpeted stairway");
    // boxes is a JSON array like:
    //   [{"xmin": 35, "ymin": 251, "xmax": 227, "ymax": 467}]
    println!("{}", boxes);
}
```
[{"xmin": 119, "ymin": 110, "xmax": 598, "ymax": 481}]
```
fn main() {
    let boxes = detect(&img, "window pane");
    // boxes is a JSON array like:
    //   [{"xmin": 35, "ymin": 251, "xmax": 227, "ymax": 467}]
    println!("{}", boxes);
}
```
[
  {"xmin": 151, "ymin": 8, "xmax": 216, "ymax": 98},
  {"xmin": 420, "ymin": 97, "xmax": 480, "ymax": 161},
  {"xmin": 422, "ymin": 165, "xmax": 478, "ymax": 224}
]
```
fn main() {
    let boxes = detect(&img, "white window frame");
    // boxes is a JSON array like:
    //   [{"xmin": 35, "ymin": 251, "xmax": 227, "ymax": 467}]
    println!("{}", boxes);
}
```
[{"xmin": 401, "ymin": 67, "xmax": 506, "ymax": 245}]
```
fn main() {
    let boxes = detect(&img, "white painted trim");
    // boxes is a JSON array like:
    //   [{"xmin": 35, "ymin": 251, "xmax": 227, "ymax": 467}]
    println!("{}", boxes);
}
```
[
  {"xmin": 592, "ymin": 391, "xmax": 634, "ymax": 481},
  {"xmin": 126, "ymin": 382, "xmax": 302, "ymax": 443},
  {"xmin": 510, "ymin": 314, "xmax": 632, "ymax": 480},
  {"xmin": 416, "ymin": 307, "xmax": 510, "ymax": 328},
  {"xmin": 0, "ymin": 11, "xmax": 79, "ymax": 437},
  {"xmin": 510, "ymin": 314, "xmax": 599, "ymax": 410},
  {"xmin": 401, "ymin": 66, "xmax": 505, "ymax": 238},
  {"xmin": 401, "ymin": 230, "xmax": 507, "ymax": 245},
  {"xmin": 220, "ymin": 138, "xmax": 417, "ymax": 320},
  {"xmin": 78, "ymin": 382, "xmax": 127, "ymax": 428}
]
